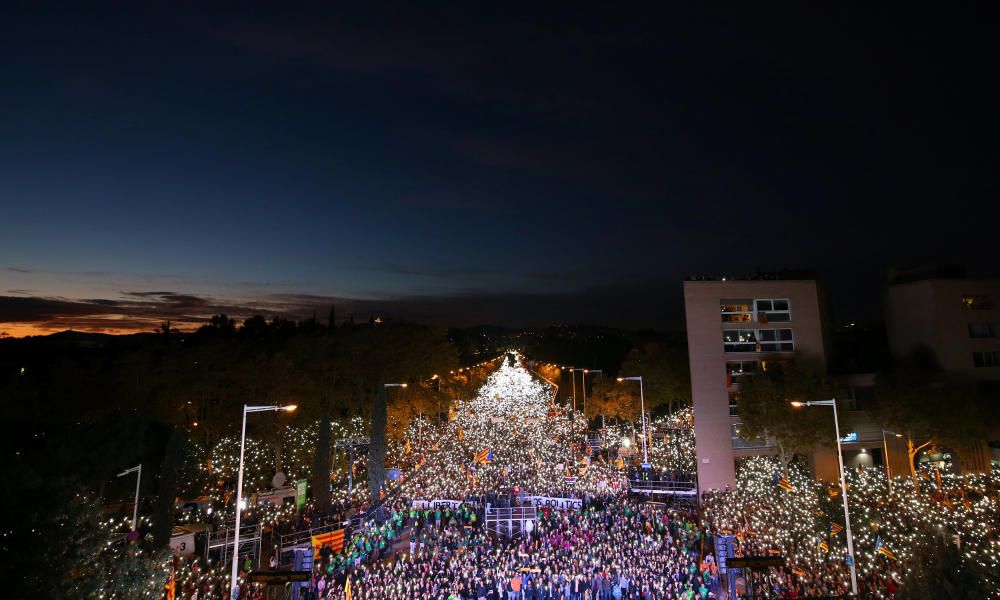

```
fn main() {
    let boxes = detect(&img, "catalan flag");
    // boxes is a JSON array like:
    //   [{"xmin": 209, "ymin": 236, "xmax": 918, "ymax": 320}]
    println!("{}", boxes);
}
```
[
  {"xmin": 405, "ymin": 438, "xmax": 412, "ymax": 454},
  {"xmin": 875, "ymin": 536, "xmax": 897, "ymax": 561},
  {"xmin": 777, "ymin": 477, "xmax": 795, "ymax": 492},
  {"xmin": 312, "ymin": 529, "xmax": 346, "ymax": 559},
  {"xmin": 830, "ymin": 522, "xmax": 844, "ymax": 536},
  {"xmin": 817, "ymin": 535, "xmax": 829, "ymax": 553},
  {"xmin": 457, "ymin": 426, "xmax": 464, "ymax": 441},
  {"xmin": 475, "ymin": 447, "xmax": 493, "ymax": 464},
  {"xmin": 165, "ymin": 572, "xmax": 175, "ymax": 600},
  {"xmin": 345, "ymin": 575, "xmax": 352, "ymax": 600}
]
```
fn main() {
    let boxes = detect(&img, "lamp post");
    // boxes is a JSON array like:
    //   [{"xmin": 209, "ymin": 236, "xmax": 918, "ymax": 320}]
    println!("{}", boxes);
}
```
[
  {"xmin": 791, "ymin": 399, "xmax": 857, "ymax": 596},
  {"xmin": 231, "ymin": 404, "xmax": 296, "ymax": 599},
  {"xmin": 578, "ymin": 369, "xmax": 602, "ymax": 426},
  {"xmin": 565, "ymin": 367, "xmax": 576, "ymax": 414},
  {"xmin": 117, "ymin": 464, "xmax": 142, "ymax": 532},
  {"xmin": 617, "ymin": 376, "xmax": 648, "ymax": 465},
  {"xmin": 881, "ymin": 429, "xmax": 903, "ymax": 494}
]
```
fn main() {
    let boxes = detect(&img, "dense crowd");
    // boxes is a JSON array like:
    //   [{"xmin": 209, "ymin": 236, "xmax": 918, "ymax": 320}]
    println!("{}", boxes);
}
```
[
  {"xmin": 306, "ymin": 498, "xmax": 712, "ymax": 600},
  {"xmin": 159, "ymin": 355, "xmax": 998, "ymax": 600}
]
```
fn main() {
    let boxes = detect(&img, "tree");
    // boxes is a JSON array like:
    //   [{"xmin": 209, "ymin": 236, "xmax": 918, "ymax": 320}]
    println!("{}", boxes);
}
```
[
  {"xmin": 312, "ymin": 408, "xmax": 333, "ymax": 511},
  {"xmin": 736, "ymin": 357, "xmax": 840, "ymax": 475},
  {"xmin": 874, "ymin": 348, "xmax": 991, "ymax": 491},
  {"xmin": 617, "ymin": 341, "xmax": 691, "ymax": 416},
  {"xmin": 896, "ymin": 529, "xmax": 993, "ymax": 599},
  {"xmin": 152, "ymin": 425, "xmax": 187, "ymax": 546},
  {"xmin": 587, "ymin": 378, "xmax": 640, "ymax": 422}
]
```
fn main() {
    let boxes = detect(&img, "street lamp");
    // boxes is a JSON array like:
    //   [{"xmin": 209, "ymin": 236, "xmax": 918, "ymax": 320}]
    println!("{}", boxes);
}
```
[
  {"xmin": 384, "ymin": 383, "xmax": 408, "ymax": 388},
  {"xmin": 565, "ymin": 367, "xmax": 576, "ymax": 414},
  {"xmin": 231, "ymin": 404, "xmax": 296, "ymax": 598},
  {"xmin": 881, "ymin": 429, "xmax": 903, "ymax": 494},
  {"xmin": 117, "ymin": 464, "xmax": 142, "ymax": 532},
  {"xmin": 790, "ymin": 399, "xmax": 857, "ymax": 596},
  {"xmin": 617, "ymin": 376, "xmax": 648, "ymax": 465},
  {"xmin": 577, "ymin": 369, "xmax": 602, "ymax": 426}
]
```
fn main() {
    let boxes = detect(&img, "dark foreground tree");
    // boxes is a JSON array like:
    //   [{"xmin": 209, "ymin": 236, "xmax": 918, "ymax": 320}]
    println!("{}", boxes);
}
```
[{"xmin": 897, "ymin": 534, "xmax": 994, "ymax": 599}]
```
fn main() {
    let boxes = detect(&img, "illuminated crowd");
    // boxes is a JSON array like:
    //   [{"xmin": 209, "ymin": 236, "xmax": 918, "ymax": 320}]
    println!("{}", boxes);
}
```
[{"xmin": 101, "ymin": 353, "xmax": 999, "ymax": 599}]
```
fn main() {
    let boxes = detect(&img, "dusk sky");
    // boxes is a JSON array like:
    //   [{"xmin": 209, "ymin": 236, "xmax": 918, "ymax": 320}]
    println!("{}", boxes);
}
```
[{"xmin": 2, "ymin": 2, "xmax": 997, "ymax": 336}]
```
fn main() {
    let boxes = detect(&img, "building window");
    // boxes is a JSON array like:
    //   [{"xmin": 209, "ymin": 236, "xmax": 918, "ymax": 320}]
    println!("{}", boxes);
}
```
[
  {"xmin": 723, "ymin": 330, "xmax": 758, "ymax": 352},
  {"xmin": 726, "ymin": 360, "xmax": 759, "ymax": 379},
  {"xmin": 962, "ymin": 295, "xmax": 993, "ymax": 310},
  {"xmin": 721, "ymin": 300, "xmax": 753, "ymax": 322},
  {"xmin": 969, "ymin": 323, "xmax": 995, "ymax": 338},
  {"xmin": 731, "ymin": 423, "xmax": 771, "ymax": 449},
  {"xmin": 973, "ymin": 351, "xmax": 999, "ymax": 368},
  {"xmin": 755, "ymin": 298, "xmax": 791, "ymax": 323},
  {"xmin": 758, "ymin": 328, "xmax": 794, "ymax": 351},
  {"xmin": 728, "ymin": 391, "xmax": 741, "ymax": 416}
]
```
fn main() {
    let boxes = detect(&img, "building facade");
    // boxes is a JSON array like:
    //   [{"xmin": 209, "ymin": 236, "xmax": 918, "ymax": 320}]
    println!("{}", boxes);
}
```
[
  {"xmin": 887, "ymin": 276, "xmax": 1000, "ymax": 380},
  {"xmin": 683, "ymin": 278, "xmax": 830, "ymax": 491}
]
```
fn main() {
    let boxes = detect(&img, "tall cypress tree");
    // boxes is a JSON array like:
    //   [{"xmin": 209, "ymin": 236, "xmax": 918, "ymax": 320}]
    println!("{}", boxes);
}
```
[
  {"xmin": 312, "ymin": 407, "xmax": 332, "ymax": 513},
  {"xmin": 367, "ymin": 383, "xmax": 388, "ymax": 505}
]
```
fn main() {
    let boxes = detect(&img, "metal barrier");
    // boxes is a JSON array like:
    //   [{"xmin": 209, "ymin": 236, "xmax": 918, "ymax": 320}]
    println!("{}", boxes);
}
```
[
  {"xmin": 484, "ymin": 505, "xmax": 537, "ymax": 539},
  {"xmin": 207, "ymin": 522, "xmax": 262, "ymax": 569},
  {"xmin": 629, "ymin": 479, "xmax": 697, "ymax": 496}
]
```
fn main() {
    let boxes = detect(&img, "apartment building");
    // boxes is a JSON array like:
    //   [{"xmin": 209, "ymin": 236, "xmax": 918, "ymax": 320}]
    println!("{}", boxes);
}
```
[
  {"xmin": 886, "ymin": 268, "xmax": 1000, "ymax": 470},
  {"xmin": 683, "ymin": 276, "xmax": 831, "ymax": 491},
  {"xmin": 887, "ymin": 271, "xmax": 1000, "ymax": 380}
]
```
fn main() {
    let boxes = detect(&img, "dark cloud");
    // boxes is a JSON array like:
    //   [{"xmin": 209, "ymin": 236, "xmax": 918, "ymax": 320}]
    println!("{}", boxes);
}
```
[{"xmin": 6, "ymin": 267, "xmax": 32, "ymax": 273}]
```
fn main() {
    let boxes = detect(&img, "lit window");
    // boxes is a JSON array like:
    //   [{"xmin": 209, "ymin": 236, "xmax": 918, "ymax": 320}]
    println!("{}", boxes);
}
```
[
  {"xmin": 755, "ymin": 298, "xmax": 791, "ymax": 323},
  {"xmin": 725, "ymin": 360, "xmax": 759, "ymax": 378},
  {"xmin": 721, "ymin": 300, "xmax": 753, "ymax": 322},
  {"xmin": 968, "ymin": 323, "xmax": 995, "ymax": 338},
  {"xmin": 962, "ymin": 295, "xmax": 992, "ymax": 310},
  {"xmin": 973, "ymin": 351, "xmax": 999, "ymax": 368},
  {"xmin": 723, "ymin": 330, "xmax": 757, "ymax": 352}
]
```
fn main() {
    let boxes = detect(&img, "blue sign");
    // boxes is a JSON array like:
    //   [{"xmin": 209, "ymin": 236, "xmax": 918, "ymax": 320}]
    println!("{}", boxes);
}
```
[{"xmin": 839, "ymin": 432, "xmax": 858, "ymax": 443}]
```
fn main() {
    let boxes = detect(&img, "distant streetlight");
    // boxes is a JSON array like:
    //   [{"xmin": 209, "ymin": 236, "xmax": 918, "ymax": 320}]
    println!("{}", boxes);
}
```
[
  {"xmin": 882, "ymin": 429, "xmax": 904, "ymax": 494},
  {"xmin": 617, "ymin": 376, "xmax": 648, "ymax": 465},
  {"xmin": 231, "ymin": 404, "xmax": 296, "ymax": 598},
  {"xmin": 384, "ymin": 383, "xmax": 408, "ymax": 388},
  {"xmin": 117, "ymin": 464, "xmax": 142, "ymax": 532},
  {"xmin": 791, "ymin": 399, "xmax": 857, "ymax": 595}
]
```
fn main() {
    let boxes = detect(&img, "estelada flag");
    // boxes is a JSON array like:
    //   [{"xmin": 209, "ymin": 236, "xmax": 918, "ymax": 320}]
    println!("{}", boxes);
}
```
[
  {"xmin": 405, "ymin": 438, "xmax": 412, "ymax": 454},
  {"xmin": 475, "ymin": 448, "xmax": 492, "ymax": 463},
  {"xmin": 817, "ymin": 535, "xmax": 829, "ymax": 553},
  {"xmin": 457, "ymin": 427, "xmax": 464, "ymax": 441},
  {"xmin": 345, "ymin": 575, "xmax": 352, "ymax": 600},
  {"xmin": 312, "ymin": 529, "xmax": 345, "ymax": 559},
  {"xmin": 830, "ymin": 522, "xmax": 844, "ymax": 536},
  {"xmin": 777, "ymin": 478, "xmax": 795, "ymax": 492},
  {"xmin": 875, "ymin": 536, "xmax": 897, "ymax": 561}
]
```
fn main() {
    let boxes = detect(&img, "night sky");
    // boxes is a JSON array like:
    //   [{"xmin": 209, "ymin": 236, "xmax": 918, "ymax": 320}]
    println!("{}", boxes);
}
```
[{"xmin": 2, "ymin": 2, "xmax": 997, "ymax": 336}]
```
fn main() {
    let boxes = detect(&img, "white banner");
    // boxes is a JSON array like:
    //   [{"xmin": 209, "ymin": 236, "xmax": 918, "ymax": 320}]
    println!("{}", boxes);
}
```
[
  {"xmin": 523, "ymin": 496, "xmax": 583, "ymax": 511},
  {"xmin": 411, "ymin": 499, "xmax": 477, "ymax": 510}
]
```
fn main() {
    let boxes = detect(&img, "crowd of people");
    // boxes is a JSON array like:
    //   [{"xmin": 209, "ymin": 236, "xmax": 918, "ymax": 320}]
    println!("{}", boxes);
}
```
[
  {"xmin": 159, "ymin": 355, "xmax": 997, "ymax": 599},
  {"xmin": 305, "ymin": 497, "xmax": 712, "ymax": 600}
]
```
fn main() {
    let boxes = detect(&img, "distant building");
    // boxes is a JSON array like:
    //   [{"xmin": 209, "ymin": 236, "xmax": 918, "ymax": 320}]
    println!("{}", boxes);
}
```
[
  {"xmin": 886, "ymin": 267, "xmax": 1000, "ymax": 471},
  {"xmin": 887, "ymin": 267, "xmax": 1000, "ymax": 380}
]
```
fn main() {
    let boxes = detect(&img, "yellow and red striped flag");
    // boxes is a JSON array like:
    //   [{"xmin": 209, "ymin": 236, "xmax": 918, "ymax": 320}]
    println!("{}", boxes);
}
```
[{"xmin": 312, "ymin": 529, "xmax": 345, "ymax": 559}]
